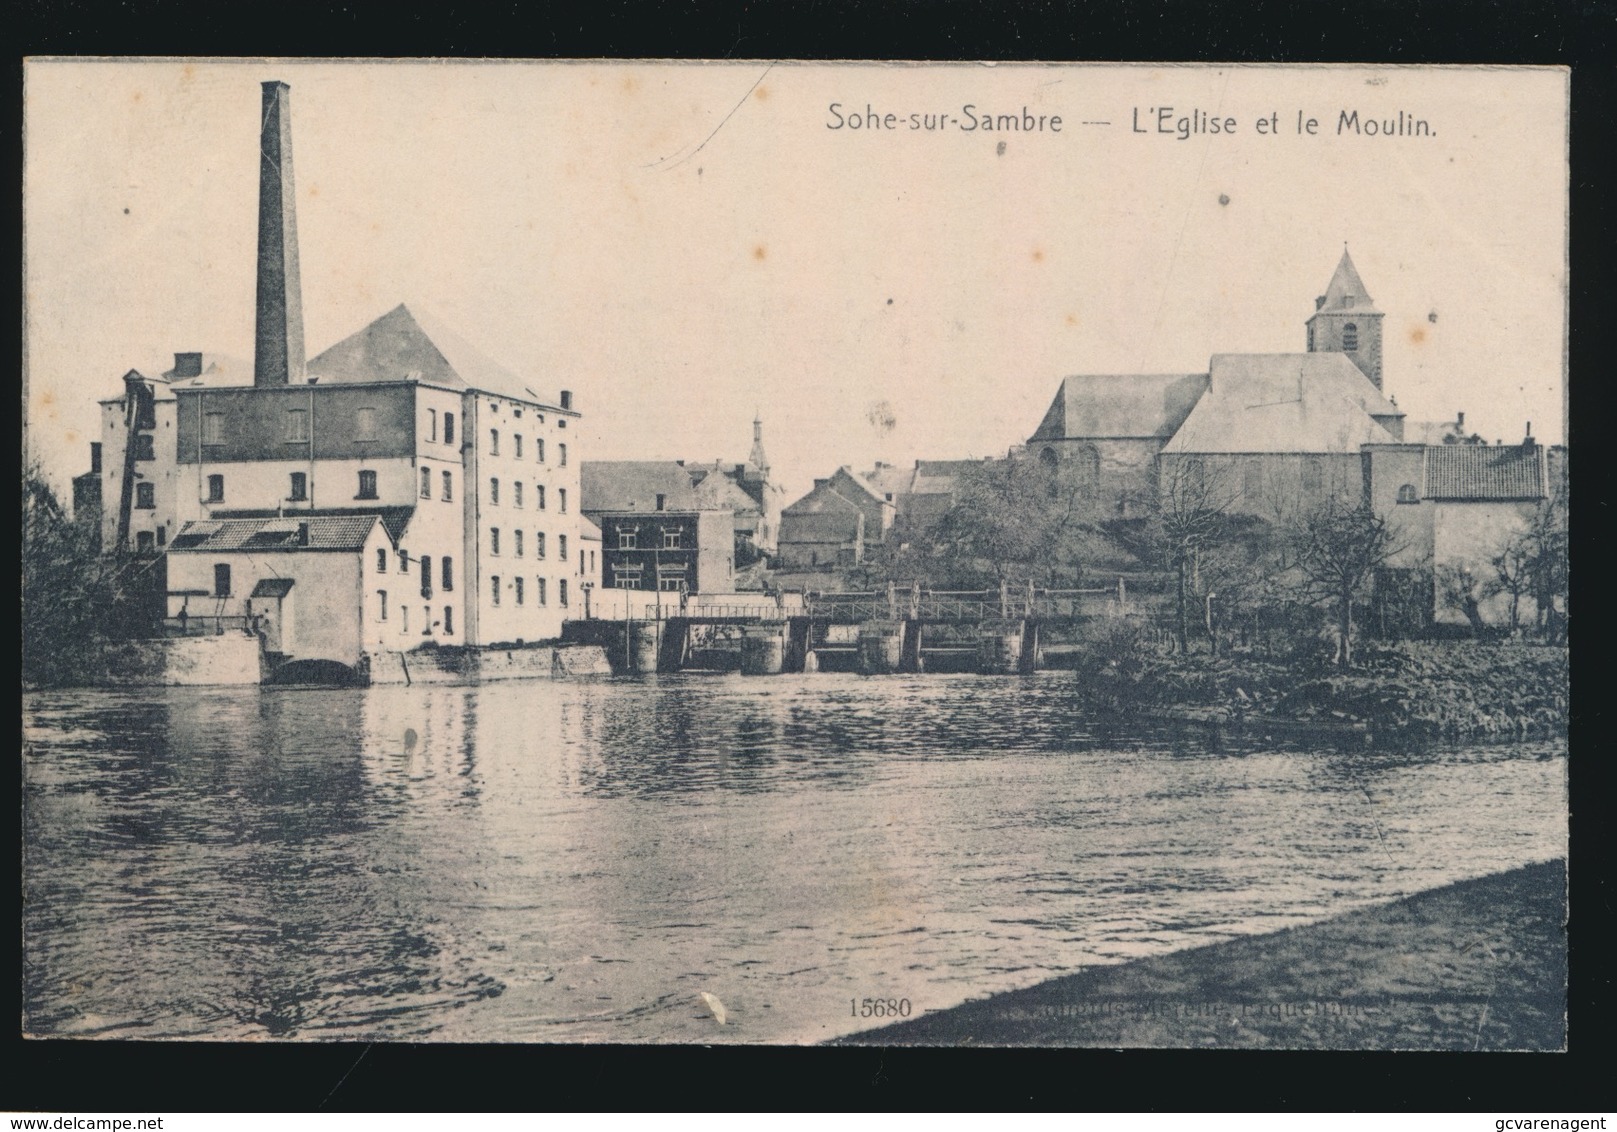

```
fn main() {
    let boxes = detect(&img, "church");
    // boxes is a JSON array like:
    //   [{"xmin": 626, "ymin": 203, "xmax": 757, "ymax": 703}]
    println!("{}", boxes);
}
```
[{"xmin": 1025, "ymin": 249, "xmax": 1405, "ymax": 520}]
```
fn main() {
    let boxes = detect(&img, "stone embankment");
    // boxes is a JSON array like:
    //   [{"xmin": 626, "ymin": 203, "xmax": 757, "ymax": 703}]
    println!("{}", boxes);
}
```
[{"xmin": 1077, "ymin": 640, "xmax": 1568, "ymax": 744}]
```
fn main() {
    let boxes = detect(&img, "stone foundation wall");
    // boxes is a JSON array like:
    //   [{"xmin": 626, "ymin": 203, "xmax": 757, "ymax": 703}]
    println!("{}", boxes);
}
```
[
  {"xmin": 365, "ymin": 643, "xmax": 613, "ymax": 685},
  {"xmin": 96, "ymin": 635, "xmax": 265, "ymax": 687}
]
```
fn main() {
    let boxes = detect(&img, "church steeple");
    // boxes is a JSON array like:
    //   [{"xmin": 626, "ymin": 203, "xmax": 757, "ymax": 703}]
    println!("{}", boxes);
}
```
[
  {"xmin": 1306, "ymin": 247, "xmax": 1384, "ymax": 390},
  {"xmin": 749, "ymin": 411, "xmax": 769, "ymax": 478}
]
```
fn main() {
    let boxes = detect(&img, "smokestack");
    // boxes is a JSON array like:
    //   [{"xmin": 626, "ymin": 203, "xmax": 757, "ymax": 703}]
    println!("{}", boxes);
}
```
[{"xmin": 254, "ymin": 81, "xmax": 306, "ymax": 388}]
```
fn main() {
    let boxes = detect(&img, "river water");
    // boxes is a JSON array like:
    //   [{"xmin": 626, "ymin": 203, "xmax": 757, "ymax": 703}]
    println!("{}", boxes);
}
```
[{"xmin": 22, "ymin": 673, "xmax": 1566, "ymax": 1043}]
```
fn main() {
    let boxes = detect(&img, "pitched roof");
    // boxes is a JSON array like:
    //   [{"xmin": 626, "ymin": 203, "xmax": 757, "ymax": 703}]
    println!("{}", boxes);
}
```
[
  {"xmin": 580, "ymin": 461, "xmax": 700, "ymax": 514},
  {"xmin": 782, "ymin": 481, "xmax": 867, "ymax": 515},
  {"xmin": 208, "ymin": 506, "xmax": 413, "ymax": 545},
  {"xmin": 1162, "ymin": 353, "xmax": 1400, "ymax": 454},
  {"xmin": 306, "ymin": 304, "xmax": 559, "ymax": 407},
  {"xmin": 168, "ymin": 515, "xmax": 382, "ymax": 552},
  {"xmin": 164, "ymin": 354, "xmax": 252, "ymax": 388},
  {"xmin": 1030, "ymin": 373, "xmax": 1210, "ymax": 441},
  {"xmin": 251, "ymin": 577, "xmax": 297, "ymax": 598},
  {"xmin": 910, "ymin": 459, "xmax": 985, "ymax": 495},
  {"xmin": 1423, "ymin": 445, "xmax": 1547, "ymax": 501},
  {"xmin": 1313, "ymin": 249, "xmax": 1380, "ymax": 315}
]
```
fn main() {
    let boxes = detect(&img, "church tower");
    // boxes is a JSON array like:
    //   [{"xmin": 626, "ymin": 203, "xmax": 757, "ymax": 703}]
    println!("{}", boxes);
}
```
[
  {"xmin": 748, "ymin": 412, "xmax": 770, "ymax": 479},
  {"xmin": 1306, "ymin": 248, "xmax": 1384, "ymax": 390}
]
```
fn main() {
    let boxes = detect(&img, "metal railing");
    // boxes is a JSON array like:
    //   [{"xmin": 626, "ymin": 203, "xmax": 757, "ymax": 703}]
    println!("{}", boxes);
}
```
[{"xmin": 160, "ymin": 614, "xmax": 260, "ymax": 638}]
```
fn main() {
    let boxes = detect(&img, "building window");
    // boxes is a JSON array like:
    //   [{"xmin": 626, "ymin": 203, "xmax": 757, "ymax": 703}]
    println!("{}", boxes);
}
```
[
  {"xmin": 420, "ymin": 468, "xmax": 432, "ymax": 499},
  {"xmin": 442, "ymin": 556, "xmax": 454, "ymax": 592},
  {"xmin": 400, "ymin": 550, "xmax": 410, "ymax": 572},
  {"xmin": 559, "ymin": 579, "xmax": 568, "ymax": 607},
  {"xmin": 213, "ymin": 563, "xmax": 231, "ymax": 597},
  {"xmin": 515, "ymin": 530, "xmax": 525, "ymax": 557},
  {"xmin": 423, "ymin": 607, "xmax": 432, "ymax": 636},
  {"xmin": 491, "ymin": 576, "xmax": 501, "ymax": 606},
  {"xmin": 378, "ymin": 590, "xmax": 388, "ymax": 621},
  {"xmin": 428, "ymin": 408, "xmax": 437, "ymax": 442},
  {"xmin": 206, "ymin": 474, "xmax": 224, "ymax": 502},
  {"xmin": 443, "ymin": 605, "xmax": 454, "ymax": 635},
  {"xmin": 135, "ymin": 434, "xmax": 155, "ymax": 461},
  {"xmin": 536, "ymin": 532, "xmax": 546, "ymax": 559},
  {"xmin": 515, "ymin": 577, "xmax": 525, "ymax": 605},
  {"xmin": 284, "ymin": 409, "xmax": 308, "ymax": 443},
  {"xmin": 290, "ymin": 472, "xmax": 308, "ymax": 501},
  {"xmin": 357, "ymin": 470, "xmax": 378, "ymax": 499},
  {"xmin": 537, "ymin": 577, "xmax": 547, "ymax": 605},
  {"xmin": 559, "ymin": 534, "xmax": 568, "ymax": 561},
  {"xmin": 515, "ymin": 434, "xmax": 524, "ymax": 459},
  {"xmin": 513, "ymin": 482, "xmax": 524, "ymax": 509},
  {"xmin": 135, "ymin": 482, "xmax": 156, "ymax": 509},
  {"xmin": 402, "ymin": 605, "xmax": 409, "ymax": 634},
  {"xmin": 420, "ymin": 555, "xmax": 433, "ymax": 598},
  {"xmin": 377, "ymin": 548, "xmax": 388, "ymax": 573},
  {"xmin": 1342, "ymin": 322, "xmax": 1359, "ymax": 352},
  {"xmin": 663, "ymin": 529, "xmax": 682, "ymax": 549},
  {"xmin": 536, "ymin": 485, "xmax": 546, "ymax": 510},
  {"xmin": 537, "ymin": 439, "xmax": 545, "ymax": 463},
  {"xmin": 1396, "ymin": 483, "xmax": 1420, "ymax": 504},
  {"xmin": 444, "ymin": 412, "xmax": 455, "ymax": 445},
  {"xmin": 490, "ymin": 528, "xmax": 501, "ymax": 555},
  {"xmin": 1307, "ymin": 323, "xmax": 1315, "ymax": 351},
  {"xmin": 559, "ymin": 443, "xmax": 567, "ymax": 467},
  {"xmin": 490, "ymin": 429, "xmax": 500, "ymax": 456},
  {"xmin": 442, "ymin": 471, "xmax": 453, "ymax": 501},
  {"xmin": 203, "ymin": 413, "xmax": 224, "ymax": 445},
  {"xmin": 136, "ymin": 530, "xmax": 155, "ymax": 553},
  {"xmin": 156, "ymin": 526, "xmax": 166, "ymax": 547},
  {"xmin": 659, "ymin": 576, "xmax": 684, "ymax": 592},
  {"xmin": 619, "ymin": 529, "xmax": 637, "ymax": 550},
  {"xmin": 559, "ymin": 488, "xmax": 567, "ymax": 513},
  {"xmin": 656, "ymin": 493, "xmax": 666, "ymax": 511},
  {"xmin": 489, "ymin": 477, "xmax": 500, "ymax": 505},
  {"xmin": 356, "ymin": 407, "xmax": 377, "ymax": 441}
]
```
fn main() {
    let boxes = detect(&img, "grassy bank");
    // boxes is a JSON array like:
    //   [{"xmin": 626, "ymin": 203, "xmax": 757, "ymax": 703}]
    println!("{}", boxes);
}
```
[
  {"xmin": 832, "ymin": 859, "xmax": 1566, "ymax": 1050},
  {"xmin": 1077, "ymin": 639, "xmax": 1568, "ymax": 743}
]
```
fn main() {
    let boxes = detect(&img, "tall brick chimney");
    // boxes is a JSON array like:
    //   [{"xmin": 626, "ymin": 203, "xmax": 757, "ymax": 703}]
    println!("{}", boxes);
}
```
[{"xmin": 254, "ymin": 81, "xmax": 306, "ymax": 387}]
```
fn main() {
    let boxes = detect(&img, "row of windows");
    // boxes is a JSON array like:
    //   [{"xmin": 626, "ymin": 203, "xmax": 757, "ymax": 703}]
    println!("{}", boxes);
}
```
[
  {"xmin": 424, "ymin": 410, "xmax": 456, "ymax": 446},
  {"xmin": 485, "ymin": 430, "xmax": 565, "ymax": 465},
  {"xmin": 197, "ymin": 471, "xmax": 381, "ymax": 505},
  {"xmin": 202, "ymin": 408, "xmax": 384, "ymax": 447},
  {"xmin": 486, "ymin": 479, "xmax": 567, "ymax": 511},
  {"xmin": 376, "ymin": 593, "xmax": 455, "ymax": 636},
  {"xmin": 615, "ymin": 529, "xmax": 683, "ymax": 549},
  {"xmin": 489, "ymin": 529, "xmax": 567, "ymax": 560},
  {"xmin": 489, "ymin": 576, "xmax": 568, "ymax": 607}
]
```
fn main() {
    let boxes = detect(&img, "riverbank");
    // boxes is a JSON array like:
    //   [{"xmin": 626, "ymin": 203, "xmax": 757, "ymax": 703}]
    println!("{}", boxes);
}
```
[
  {"xmin": 1077, "ymin": 640, "xmax": 1568, "ymax": 744},
  {"xmin": 832, "ymin": 858, "xmax": 1566, "ymax": 1050}
]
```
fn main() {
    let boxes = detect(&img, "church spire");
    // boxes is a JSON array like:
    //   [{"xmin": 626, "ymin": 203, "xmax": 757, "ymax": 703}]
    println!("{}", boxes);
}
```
[
  {"xmin": 749, "ymin": 411, "xmax": 769, "ymax": 477},
  {"xmin": 1316, "ymin": 247, "xmax": 1378, "ymax": 314}
]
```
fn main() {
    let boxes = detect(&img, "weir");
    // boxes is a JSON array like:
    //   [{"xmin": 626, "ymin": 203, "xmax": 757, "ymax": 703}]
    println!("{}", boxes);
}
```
[{"xmin": 596, "ymin": 583, "xmax": 1127, "ymax": 676}]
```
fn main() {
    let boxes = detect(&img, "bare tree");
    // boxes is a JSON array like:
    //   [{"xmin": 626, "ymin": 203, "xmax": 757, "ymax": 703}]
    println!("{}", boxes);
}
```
[
  {"xmin": 1490, "ymin": 530, "xmax": 1536, "ymax": 635},
  {"xmin": 1138, "ymin": 457, "xmax": 1242, "ymax": 655},
  {"xmin": 1436, "ymin": 563, "xmax": 1493, "ymax": 637},
  {"xmin": 1282, "ymin": 496, "xmax": 1404, "ymax": 667}
]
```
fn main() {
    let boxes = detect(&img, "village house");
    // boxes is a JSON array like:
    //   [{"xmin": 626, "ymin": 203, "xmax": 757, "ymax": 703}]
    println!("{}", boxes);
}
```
[
  {"xmin": 580, "ymin": 414, "xmax": 785, "ymax": 565},
  {"xmin": 81, "ymin": 81, "xmax": 586, "ymax": 673}
]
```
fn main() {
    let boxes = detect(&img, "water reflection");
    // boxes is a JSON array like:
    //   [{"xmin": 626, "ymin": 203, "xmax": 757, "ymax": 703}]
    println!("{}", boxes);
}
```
[{"xmin": 22, "ymin": 675, "xmax": 1566, "ymax": 1043}]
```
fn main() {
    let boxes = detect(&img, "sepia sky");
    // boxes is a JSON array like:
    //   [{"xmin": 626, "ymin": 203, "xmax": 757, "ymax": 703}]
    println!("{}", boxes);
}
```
[{"xmin": 24, "ymin": 60, "xmax": 1567, "ymax": 504}]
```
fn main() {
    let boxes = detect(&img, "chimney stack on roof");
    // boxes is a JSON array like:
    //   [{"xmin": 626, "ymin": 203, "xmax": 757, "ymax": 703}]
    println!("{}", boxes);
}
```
[
  {"xmin": 173, "ymin": 352, "xmax": 203, "ymax": 378},
  {"xmin": 254, "ymin": 81, "xmax": 306, "ymax": 388}
]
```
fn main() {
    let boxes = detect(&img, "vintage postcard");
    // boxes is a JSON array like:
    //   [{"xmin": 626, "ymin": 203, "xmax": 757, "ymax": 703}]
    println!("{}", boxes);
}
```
[{"xmin": 22, "ymin": 59, "xmax": 1568, "ymax": 1048}]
